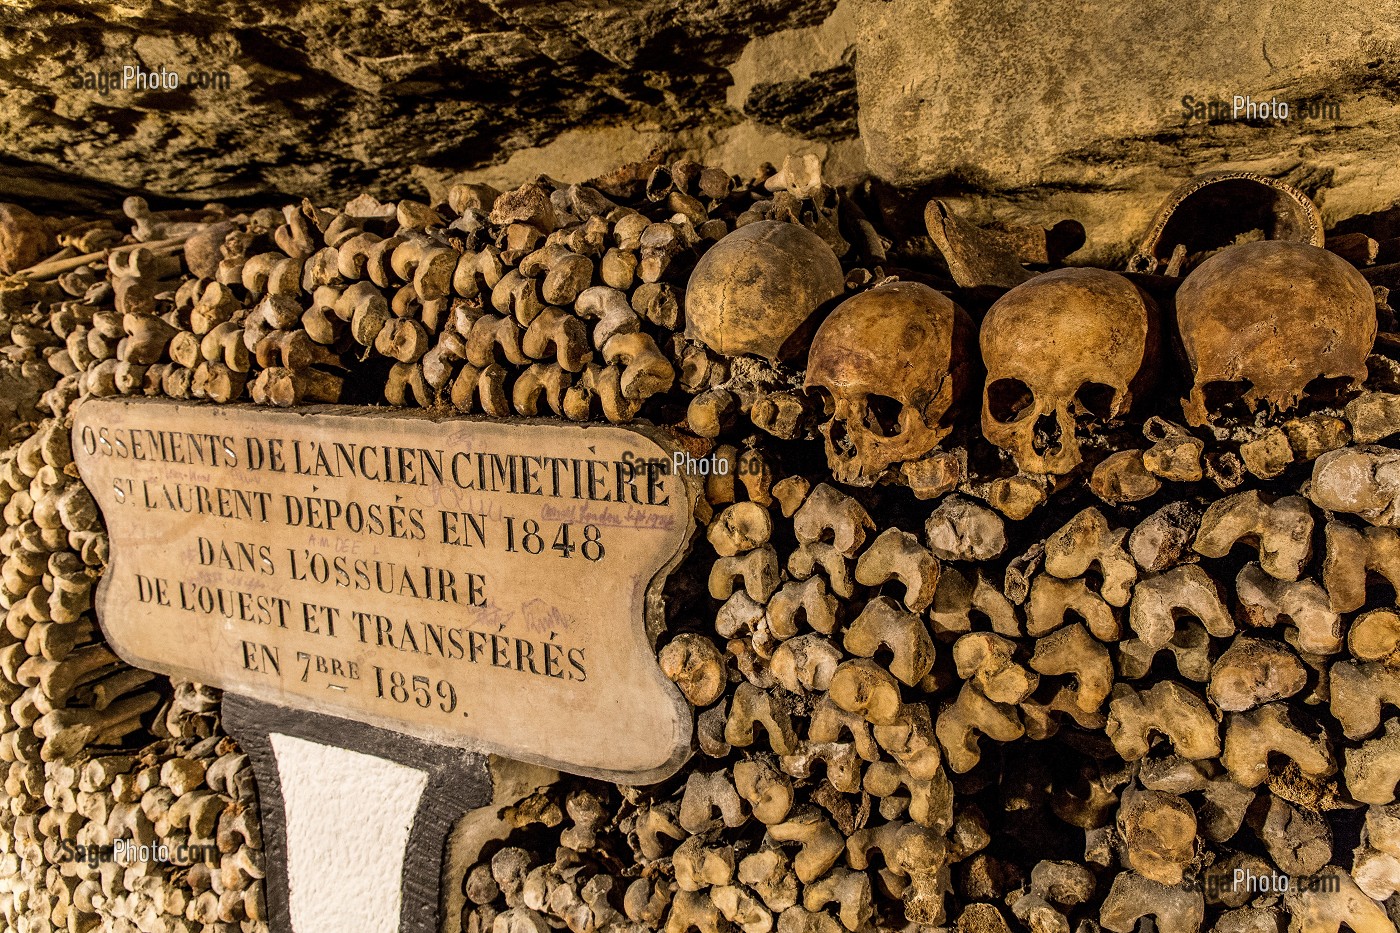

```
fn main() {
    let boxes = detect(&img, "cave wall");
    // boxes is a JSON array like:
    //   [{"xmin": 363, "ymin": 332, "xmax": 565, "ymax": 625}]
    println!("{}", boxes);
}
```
[
  {"xmin": 0, "ymin": 0, "xmax": 857, "ymax": 207},
  {"xmin": 5, "ymin": 0, "xmax": 1400, "ymax": 263}
]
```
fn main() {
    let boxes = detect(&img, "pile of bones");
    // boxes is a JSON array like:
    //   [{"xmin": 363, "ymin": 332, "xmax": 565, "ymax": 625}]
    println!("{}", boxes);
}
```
[{"xmin": 1, "ymin": 159, "xmax": 1399, "ymax": 933}]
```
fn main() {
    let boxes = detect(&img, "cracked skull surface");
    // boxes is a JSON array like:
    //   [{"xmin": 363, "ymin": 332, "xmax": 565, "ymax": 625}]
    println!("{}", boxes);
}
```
[
  {"xmin": 805, "ymin": 280, "xmax": 975, "ymax": 486},
  {"xmin": 1176, "ymin": 240, "xmax": 1376, "ymax": 427},
  {"xmin": 980, "ymin": 267, "xmax": 1158, "ymax": 475}
]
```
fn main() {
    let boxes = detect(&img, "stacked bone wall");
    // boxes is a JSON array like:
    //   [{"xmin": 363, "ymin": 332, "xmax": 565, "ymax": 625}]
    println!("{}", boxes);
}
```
[
  {"xmin": 0, "ymin": 157, "xmax": 882, "ymax": 933},
  {"xmin": 3, "ymin": 159, "xmax": 1400, "ymax": 933}
]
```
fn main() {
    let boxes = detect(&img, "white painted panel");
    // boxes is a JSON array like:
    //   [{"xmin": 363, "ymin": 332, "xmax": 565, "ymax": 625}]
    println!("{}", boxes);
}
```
[{"xmin": 272, "ymin": 733, "xmax": 428, "ymax": 933}]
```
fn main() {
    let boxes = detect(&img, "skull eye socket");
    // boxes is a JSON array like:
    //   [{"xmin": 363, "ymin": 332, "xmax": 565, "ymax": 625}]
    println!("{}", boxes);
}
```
[
  {"xmin": 1201, "ymin": 379, "xmax": 1254, "ymax": 416},
  {"xmin": 807, "ymin": 385, "xmax": 836, "ymax": 418},
  {"xmin": 861, "ymin": 394, "xmax": 906, "ymax": 437},
  {"xmin": 1073, "ymin": 382, "xmax": 1118, "ymax": 421},
  {"xmin": 1301, "ymin": 374, "xmax": 1359, "ymax": 409},
  {"xmin": 987, "ymin": 379, "xmax": 1034, "ymax": 423}
]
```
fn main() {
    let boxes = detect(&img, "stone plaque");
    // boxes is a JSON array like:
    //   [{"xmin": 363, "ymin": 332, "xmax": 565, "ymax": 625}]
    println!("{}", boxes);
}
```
[{"xmin": 73, "ymin": 398, "xmax": 698, "ymax": 783}]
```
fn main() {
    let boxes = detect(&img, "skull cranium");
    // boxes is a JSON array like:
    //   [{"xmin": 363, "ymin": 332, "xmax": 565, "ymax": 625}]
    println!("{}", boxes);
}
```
[
  {"xmin": 1176, "ymin": 240, "xmax": 1376, "ymax": 427},
  {"xmin": 685, "ymin": 220, "xmax": 845, "ymax": 362},
  {"xmin": 980, "ymin": 268, "xmax": 1158, "ymax": 475},
  {"xmin": 806, "ymin": 281, "xmax": 976, "ymax": 486}
]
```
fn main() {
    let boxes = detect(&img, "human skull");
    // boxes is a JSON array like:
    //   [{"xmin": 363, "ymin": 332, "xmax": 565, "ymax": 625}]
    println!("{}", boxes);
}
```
[
  {"xmin": 806, "ymin": 281, "xmax": 976, "ymax": 486},
  {"xmin": 1176, "ymin": 240, "xmax": 1376, "ymax": 426},
  {"xmin": 685, "ymin": 220, "xmax": 845, "ymax": 362},
  {"xmin": 981, "ymin": 268, "xmax": 1158, "ymax": 475}
]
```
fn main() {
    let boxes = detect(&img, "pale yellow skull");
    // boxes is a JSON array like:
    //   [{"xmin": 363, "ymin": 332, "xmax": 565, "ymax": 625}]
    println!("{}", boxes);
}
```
[
  {"xmin": 1176, "ymin": 240, "xmax": 1376, "ymax": 426},
  {"xmin": 981, "ymin": 268, "xmax": 1158, "ymax": 475},
  {"xmin": 806, "ymin": 281, "xmax": 975, "ymax": 486},
  {"xmin": 685, "ymin": 220, "xmax": 845, "ymax": 361}
]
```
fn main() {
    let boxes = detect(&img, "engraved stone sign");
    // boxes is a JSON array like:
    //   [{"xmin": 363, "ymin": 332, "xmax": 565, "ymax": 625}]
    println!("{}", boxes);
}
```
[{"xmin": 73, "ymin": 398, "xmax": 698, "ymax": 783}]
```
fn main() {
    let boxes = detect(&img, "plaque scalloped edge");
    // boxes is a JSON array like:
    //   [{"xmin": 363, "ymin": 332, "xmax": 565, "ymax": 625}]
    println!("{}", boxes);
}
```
[{"xmin": 74, "ymin": 398, "xmax": 700, "ymax": 784}]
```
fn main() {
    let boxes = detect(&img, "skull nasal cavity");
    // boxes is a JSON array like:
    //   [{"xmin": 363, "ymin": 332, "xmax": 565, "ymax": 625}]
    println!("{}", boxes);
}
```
[
  {"xmin": 987, "ymin": 379, "xmax": 1033, "ymax": 423},
  {"xmin": 1032, "ymin": 412, "xmax": 1061, "ymax": 453},
  {"xmin": 861, "ymin": 395, "xmax": 905, "ymax": 437},
  {"xmin": 827, "ymin": 418, "xmax": 854, "ymax": 454}
]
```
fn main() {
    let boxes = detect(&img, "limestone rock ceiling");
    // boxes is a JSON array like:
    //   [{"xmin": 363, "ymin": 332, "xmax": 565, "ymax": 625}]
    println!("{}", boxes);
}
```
[
  {"xmin": 0, "ymin": 0, "xmax": 847, "ymax": 208},
  {"xmin": 7, "ymin": 0, "xmax": 1400, "ymax": 273}
]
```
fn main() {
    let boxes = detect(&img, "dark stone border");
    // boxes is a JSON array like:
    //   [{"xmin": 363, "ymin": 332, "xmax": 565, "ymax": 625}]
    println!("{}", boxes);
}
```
[{"xmin": 224, "ymin": 694, "xmax": 492, "ymax": 933}]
